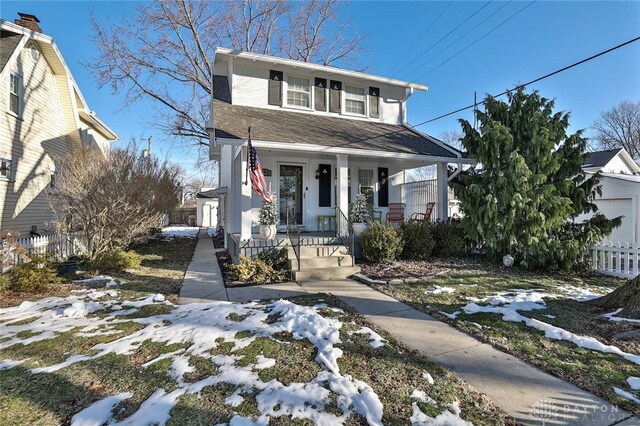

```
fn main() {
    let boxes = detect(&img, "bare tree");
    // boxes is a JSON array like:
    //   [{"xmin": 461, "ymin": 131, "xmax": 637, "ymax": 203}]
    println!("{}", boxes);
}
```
[
  {"xmin": 49, "ymin": 144, "xmax": 181, "ymax": 259},
  {"xmin": 439, "ymin": 130, "xmax": 464, "ymax": 152},
  {"xmin": 592, "ymin": 101, "xmax": 640, "ymax": 161},
  {"xmin": 87, "ymin": 0, "xmax": 365, "ymax": 145}
]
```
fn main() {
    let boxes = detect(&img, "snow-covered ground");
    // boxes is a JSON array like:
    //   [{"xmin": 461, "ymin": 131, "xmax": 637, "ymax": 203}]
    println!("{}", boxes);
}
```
[
  {"xmin": 442, "ymin": 289, "xmax": 640, "ymax": 405},
  {"xmin": 160, "ymin": 226, "xmax": 200, "ymax": 238},
  {"xmin": 0, "ymin": 290, "xmax": 471, "ymax": 425}
]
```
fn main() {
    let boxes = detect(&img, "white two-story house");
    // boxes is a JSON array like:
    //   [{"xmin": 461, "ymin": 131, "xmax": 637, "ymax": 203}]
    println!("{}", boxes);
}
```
[
  {"xmin": 0, "ymin": 13, "xmax": 118, "ymax": 235},
  {"xmin": 207, "ymin": 48, "xmax": 472, "ymax": 275}
]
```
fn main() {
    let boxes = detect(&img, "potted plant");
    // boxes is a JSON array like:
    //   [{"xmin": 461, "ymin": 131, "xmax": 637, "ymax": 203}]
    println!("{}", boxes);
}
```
[
  {"xmin": 350, "ymin": 193, "xmax": 370, "ymax": 237},
  {"xmin": 258, "ymin": 196, "xmax": 278, "ymax": 240}
]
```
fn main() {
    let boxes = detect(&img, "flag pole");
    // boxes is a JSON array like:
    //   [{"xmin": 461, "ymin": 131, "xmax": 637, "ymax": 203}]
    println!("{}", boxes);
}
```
[{"xmin": 244, "ymin": 126, "xmax": 251, "ymax": 185}]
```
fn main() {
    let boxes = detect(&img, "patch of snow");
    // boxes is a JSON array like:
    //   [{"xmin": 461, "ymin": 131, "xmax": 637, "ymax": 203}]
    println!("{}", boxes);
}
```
[
  {"xmin": 0, "ymin": 359, "xmax": 27, "ymax": 370},
  {"xmin": 63, "ymin": 301, "xmax": 106, "ymax": 318},
  {"xmin": 628, "ymin": 377, "xmax": 640, "ymax": 391},
  {"xmin": 421, "ymin": 372, "xmax": 434, "ymax": 385},
  {"xmin": 161, "ymin": 226, "xmax": 200, "ymax": 238},
  {"xmin": 349, "ymin": 326, "xmax": 386, "ymax": 348},
  {"xmin": 73, "ymin": 276, "xmax": 114, "ymax": 285},
  {"xmin": 439, "ymin": 311, "xmax": 460, "ymax": 320},
  {"xmin": 469, "ymin": 322, "xmax": 483, "ymax": 329},
  {"xmin": 425, "ymin": 286, "xmax": 455, "ymax": 295},
  {"xmin": 254, "ymin": 355, "xmax": 276, "ymax": 370},
  {"xmin": 603, "ymin": 309, "xmax": 640, "ymax": 325},
  {"xmin": 613, "ymin": 387, "xmax": 640, "ymax": 405},
  {"xmin": 70, "ymin": 392, "xmax": 133, "ymax": 426},
  {"xmin": 555, "ymin": 285, "xmax": 610, "ymax": 302},
  {"xmin": 410, "ymin": 401, "xmax": 472, "ymax": 426},
  {"xmin": 208, "ymin": 227, "xmax": 217, "ymax": 237},
  {"xmin": 411, "ymin": 389, "xmax": 436, "ymax": 405},
  {"xmin": 543, "ymin": 314, "xmax": 556, "ymax": 319}
]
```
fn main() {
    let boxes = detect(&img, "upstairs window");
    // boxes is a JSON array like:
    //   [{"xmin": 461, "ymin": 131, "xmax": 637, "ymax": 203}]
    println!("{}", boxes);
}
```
[
  {"xmin": 0, "ymin": 158, "xmax": 13, "ymax": 181},
  {"xmin": 287, "ymin": 76, "xmax": 310, "ymax": 108},
  {"xmin": 9, "ymin": 74, "xmax": 20, "ymax": 115},
  {"xmin": 345, "ymin": 85, "xmax": 365, "ymax": 115}
]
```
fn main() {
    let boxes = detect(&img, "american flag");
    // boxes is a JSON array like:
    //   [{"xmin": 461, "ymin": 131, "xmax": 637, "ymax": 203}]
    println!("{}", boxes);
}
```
[{"xmin": 248, "ymin": 138, "xmax": 273, "ymax": 203}]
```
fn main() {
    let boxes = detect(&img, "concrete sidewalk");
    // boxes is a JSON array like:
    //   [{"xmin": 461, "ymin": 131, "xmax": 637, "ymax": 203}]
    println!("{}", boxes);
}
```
[{"xmin": 177, "ymin": 235, "xmax": 637, "ymax": 425}]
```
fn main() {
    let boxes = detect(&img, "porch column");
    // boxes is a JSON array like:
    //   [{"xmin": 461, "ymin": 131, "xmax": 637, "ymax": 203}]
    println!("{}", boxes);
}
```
[
  {"xmin": 240, "ymin": 145, "xmax": 252, "ymax": 240},
  {"xmin": 436, "ymin": 162, "xmax": 448, "ymax": 221},
  {"xmin": 336, "ymin": 154, "xmax": 349, "ymax": 235}
]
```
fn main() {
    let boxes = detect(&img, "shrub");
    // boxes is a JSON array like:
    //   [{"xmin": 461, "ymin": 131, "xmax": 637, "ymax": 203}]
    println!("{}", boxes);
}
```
[
  {"xmin": 259, "ymin": 196, "xmax": 278, "ymax": 226},
  {"xmin": 0, "ymin": 255, "xmax": 61, "ymax": 293},
  {"xmin": 228, "ymin": 248, "xmax": 291, "ymax": 284},
  {"xmin": 89, "ymin": 248, "xmax": 142, "ymax": 272},
  {"xmin": 431, "ymin": 221, "xmax": 465, "ymax": 257},
  {"xmin": 350, "ymin": 193, "xmax": 370, "ymax": 223},
  {"xmin": 360, "ymin": 222, "xmax": 403, "ymax": 264},
  {"xmin": 400, "ymin": 222, "xmax": 435, "ymax": 260}
]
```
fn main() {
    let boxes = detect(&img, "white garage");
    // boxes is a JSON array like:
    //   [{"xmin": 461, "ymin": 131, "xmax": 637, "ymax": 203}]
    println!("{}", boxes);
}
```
[
  {"xmin": 588, "ymin": 173, "xmax": 640, "ymax": 245},
  {"xmin": 196, "ymin": 189, "xmax": 220, "ymax": 228}
]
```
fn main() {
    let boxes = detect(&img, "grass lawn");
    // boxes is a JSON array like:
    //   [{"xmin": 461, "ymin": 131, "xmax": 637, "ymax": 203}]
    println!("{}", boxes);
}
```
[
  {"xmin": 361, "ymin": 259, "xmax": 640, "ymax": 416},
  {"xmin": 0, "ymin": 237, "xmax": 514, "ymax": 425}
]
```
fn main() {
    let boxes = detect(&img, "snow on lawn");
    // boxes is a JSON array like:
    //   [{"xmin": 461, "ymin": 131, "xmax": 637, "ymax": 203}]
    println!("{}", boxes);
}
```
[
  {"xmin": 425, "ymin": 285, "xmax": 455, "ymax": 295},
  {"xmin": 410, "ymin": 401, "xmax": 472, "ymax": 426},
  {"xmin": 348, "ymin": 326, "xmax": 386, "ymax": 349},
  {"xmin": 160, "ymin": 226, "xmax": 200, "ymax": 238},
  {"xmin": 603, "ymin": 308, "xmax": 640, "ymax": 325},
  {"xmin": 0, "ymin": 291, "xmax": 395, "ymax": 425}
]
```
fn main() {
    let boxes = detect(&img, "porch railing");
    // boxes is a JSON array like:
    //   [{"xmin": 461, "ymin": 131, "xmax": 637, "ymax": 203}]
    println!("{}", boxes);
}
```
[
  {"xmin": 286, "ymin": 208, "xmax": 301, "ymax": 271},
  {"xmin": 591, "ymin": 241, "xmax": 639, "ymax": 278},
  {"xmin": 335, "ymin": 206, "xmax": 355, "ymax": 267}
]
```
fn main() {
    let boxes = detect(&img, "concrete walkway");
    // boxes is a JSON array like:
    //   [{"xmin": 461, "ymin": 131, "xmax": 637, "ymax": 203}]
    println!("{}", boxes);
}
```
[{"xmin": 178, "ymin": 234, "xmax": 637, "ymax": 425}]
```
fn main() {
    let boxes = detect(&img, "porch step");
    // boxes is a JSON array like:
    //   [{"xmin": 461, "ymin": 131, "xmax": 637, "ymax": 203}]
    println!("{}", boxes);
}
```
[
  {"xmin": 286, "ymin": 245, "xmax": 349, "ymax": 258},
  {"xmin": 288, "ymin": 255, "xmax": 354, "ymax": 270},
  {"xmin": 293, "ymin": 266, "xmax": 361, "ymax": 282}
]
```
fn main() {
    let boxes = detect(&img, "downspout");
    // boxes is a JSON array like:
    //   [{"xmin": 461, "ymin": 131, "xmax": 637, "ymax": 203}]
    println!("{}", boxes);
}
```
[
  {"xmin": 208, "ymin": 49, "xmax": 218, "ymax": 151},
  {"xmin": 400, "ymin": 87, "xmax": 414, "ymax": 125}
]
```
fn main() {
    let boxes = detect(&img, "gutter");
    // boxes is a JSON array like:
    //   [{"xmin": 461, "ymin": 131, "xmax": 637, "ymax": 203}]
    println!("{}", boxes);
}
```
[{"xmin": 206, "ymin": 49, "xmax": 218, "ymax": 150}]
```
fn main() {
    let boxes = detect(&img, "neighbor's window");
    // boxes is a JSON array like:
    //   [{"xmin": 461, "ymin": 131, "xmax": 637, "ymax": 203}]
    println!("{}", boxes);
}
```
[
  {"xmin": 0, "ymin": 158, "xmax": 13, "ymax": 181},
  {"xmin": 345, "ymin": 85, "xmax": 365, "ymax": 115},
  {"xmin": 287, "ymin": 76, "xmax": 310, "ymax": 107},
  {"xmin": 9, "ymin": 74, "xmax": 20, "ymax": 115},
  {"xmin": 358, "ymin": 169, "xmax": 374, "ymax": 205}
]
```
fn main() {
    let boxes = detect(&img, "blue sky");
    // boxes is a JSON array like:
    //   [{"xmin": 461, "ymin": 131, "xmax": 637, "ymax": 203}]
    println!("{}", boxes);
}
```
[{"xmin": 2, "ymin": 1, "xmax": 639, "ymax": 173}]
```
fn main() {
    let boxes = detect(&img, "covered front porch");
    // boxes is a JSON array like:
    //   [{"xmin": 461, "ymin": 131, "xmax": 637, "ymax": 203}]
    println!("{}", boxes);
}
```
[{"xmin": 219, "ymin": 140, "xmax": 473, "ymax": 242}]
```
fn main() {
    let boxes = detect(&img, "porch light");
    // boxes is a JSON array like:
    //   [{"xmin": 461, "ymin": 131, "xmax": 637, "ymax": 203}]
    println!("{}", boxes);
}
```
[
  {"xmin": 380, "ymin": 170, "xmax": 387, "ymax": 185},
  {"xmin": 315, "ymin": 167, "xmax": 328, "ymax": 179}
]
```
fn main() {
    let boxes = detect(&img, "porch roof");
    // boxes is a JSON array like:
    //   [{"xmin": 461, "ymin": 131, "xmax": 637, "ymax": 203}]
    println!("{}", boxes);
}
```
[{"xmin": 212, "ymin": 79, "xmax": 463, "ymax": 160}]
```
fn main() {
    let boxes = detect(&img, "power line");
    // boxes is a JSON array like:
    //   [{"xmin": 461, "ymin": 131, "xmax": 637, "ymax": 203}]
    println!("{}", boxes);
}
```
[
  {"xmin": 414, "ymin": 1, "xmax": 536, "ymax": 81},
  {"xmin": 405, "ymin": 0, "xmax": 513, "ymax": 79},
  {"xmin": 393, "ymin": 1, "xmax": 494, "ymax": 78},
  {"xmin": 413, "ymin": 36, "xmax": 640, "ymax": 127},
  {"xmin": 389, "ymin": 1, "xmax": 453, "ymax": 75}
]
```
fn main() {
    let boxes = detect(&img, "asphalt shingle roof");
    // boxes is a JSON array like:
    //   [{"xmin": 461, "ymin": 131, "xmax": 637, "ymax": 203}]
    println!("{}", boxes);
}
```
[
  {"xmin": 583, "ymin": 149, "xmax": 622, "ymax": 168},
  {"xmin": 212, "ymin": 76, "xmax": 461, "ymax": 158},
  {"xmin": 0, "ymin": 30, "xmax": 22, "ymax": 73}
]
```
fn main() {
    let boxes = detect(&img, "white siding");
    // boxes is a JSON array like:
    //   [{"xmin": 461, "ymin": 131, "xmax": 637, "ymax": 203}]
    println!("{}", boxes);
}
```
[
  {"xmin": 0, "ymin": 44, "xmax": 69, "ymax": 234},
  {"xmin": 227, "ymin": 59, "xmax": 405, "ymax": 125},
  {"xmin": 601, "ymin": 155, "xmax": 636, "ymax": 174}
]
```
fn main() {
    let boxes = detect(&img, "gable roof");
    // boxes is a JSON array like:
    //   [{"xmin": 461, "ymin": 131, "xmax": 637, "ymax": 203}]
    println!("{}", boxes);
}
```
[
  {"xmin": 212, "ymin": 77, "xmax": 463, "ymax": 160},
  {"xmin": 583, "ymin": 149, "xmax": 623, "ymax": 168},
  {"xmin": 0, "ymin": 19, "xmax": 118, "ymax": 142}
]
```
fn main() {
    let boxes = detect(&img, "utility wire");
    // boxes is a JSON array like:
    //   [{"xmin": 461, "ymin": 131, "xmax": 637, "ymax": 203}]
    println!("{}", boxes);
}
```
[
  {"xmin": 412, "ymin": 36, "xmax": 640, "ymax": 127},
  {"xmin": 393, "ymin": 1, "xmax": 493, "ymax": 77},
  {"xmin": 414, "ymin": 1, "xmax": 536, "ymax": 81},
  {"xmin": 389, "ymin": 1, "xmax": 453, "ymax": 75},
  {"xmin": 405, "ymin": 0, "xmax": 513, "ymax": 79}
]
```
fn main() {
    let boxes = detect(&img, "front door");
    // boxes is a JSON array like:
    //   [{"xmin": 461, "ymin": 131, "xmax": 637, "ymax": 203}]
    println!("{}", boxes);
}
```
[{"xmin": 279, "ymin": 165, "xmax": 303, "ymax": 225}]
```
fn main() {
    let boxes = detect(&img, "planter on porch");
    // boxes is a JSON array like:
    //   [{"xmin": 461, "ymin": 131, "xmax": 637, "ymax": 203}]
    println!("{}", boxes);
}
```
[
  {"xmin": 259, "ymin": 225, "xmax": 277, "ymax": 240},
  {"xmin": 352, "ymin": 222, "xmax": 367, "ymax": 237}
]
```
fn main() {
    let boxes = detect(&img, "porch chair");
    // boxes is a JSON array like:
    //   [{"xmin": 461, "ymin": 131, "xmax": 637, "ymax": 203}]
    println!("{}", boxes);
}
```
[
  {"xmin": 368, "ymin": 205, "xmax": 383, "ymax": 223},
  {"xmin": 385, "ymin": 203, "xmax": 406, "ymax": 224},
  {"xmin": 408, "ymin": 202, "xmax": 435, "ymax": 223}
]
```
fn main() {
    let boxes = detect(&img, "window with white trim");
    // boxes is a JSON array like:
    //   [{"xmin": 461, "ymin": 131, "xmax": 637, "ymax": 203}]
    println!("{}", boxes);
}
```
[
  {"xmin": 358, "ymin": 169, "xmax": 374, "ymax": 205},
  {"xmin": 287, "ymin": 76, "xmax": 310, "ymax": 107},
  {"xmin": 0, "ymin": 158, "xmax": 13, "ymax": 181},
  {"xmin": 9, "ymin": 74, "xmax": 20, "ymax": 115},
  {"xmin": 345, "ymin": 85, "xmax": 365, "ymax": 115}
]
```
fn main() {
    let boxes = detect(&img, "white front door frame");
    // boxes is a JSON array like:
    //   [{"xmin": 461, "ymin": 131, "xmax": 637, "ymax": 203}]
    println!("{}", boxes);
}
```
[{"xmin": 276, "ymin": 161, "xmax": 306, "ymax": 227}]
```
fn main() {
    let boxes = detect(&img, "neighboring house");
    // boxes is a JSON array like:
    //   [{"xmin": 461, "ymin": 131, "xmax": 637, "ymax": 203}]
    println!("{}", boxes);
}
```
[
  {"xmin": 582, "ymin": 148, "xmax": 640, "ymax": 175},
  {"xmin": 0, "ymin": 13, "xmax": 118, "ymax": 235},
  {"xmin": 578, "ymin": 148, "xmax": 640, "ymax": 244},
  {"xmin": 207, "ymin": 48, "xmax": 472, "ymax": 273}
]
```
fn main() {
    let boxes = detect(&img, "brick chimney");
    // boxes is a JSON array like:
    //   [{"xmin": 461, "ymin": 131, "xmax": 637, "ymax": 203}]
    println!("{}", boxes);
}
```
[{"xmin": 14, "ymin": 13, "xmax": 42, "ymax": 33}]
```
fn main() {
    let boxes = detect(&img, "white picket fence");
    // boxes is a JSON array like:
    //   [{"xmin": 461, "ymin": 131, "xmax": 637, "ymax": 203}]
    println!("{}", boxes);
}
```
[
  {"xmin": 591, "ymin": 241, "xmax": 639, "ymax": 278},
  {"xmin": 3, "ymin": 233, "xmax": 87, "ymax": 268}
]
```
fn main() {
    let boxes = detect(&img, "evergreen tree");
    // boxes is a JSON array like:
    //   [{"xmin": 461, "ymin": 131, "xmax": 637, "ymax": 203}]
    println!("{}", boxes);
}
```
[{"xmin": 452, "ymin": 89, "xmax": 621, "ymax": 270}]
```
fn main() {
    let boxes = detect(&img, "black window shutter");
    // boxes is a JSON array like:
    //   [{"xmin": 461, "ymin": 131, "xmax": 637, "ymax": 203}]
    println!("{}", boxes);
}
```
[
  {"xmin": 369, "ymin": 87, "xmax": 380, "ymax": 118},
  {"xmin": 329, "ymin": 80, "xmax": 342, "ymax": 113},
  {"xmin": 378, "ymin": 167, "xmax": 389, "ymax": 207},
  {"xmin": 318, "ymin": 164, "xmax": 331, "ymax": 207},
  {"xmin": 314, "ymin": 78, "xmax": 327, "ymax": 111},
  {"xmin": 268, "ymin": 70, "xmax": 283, "ymax": 106}
]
